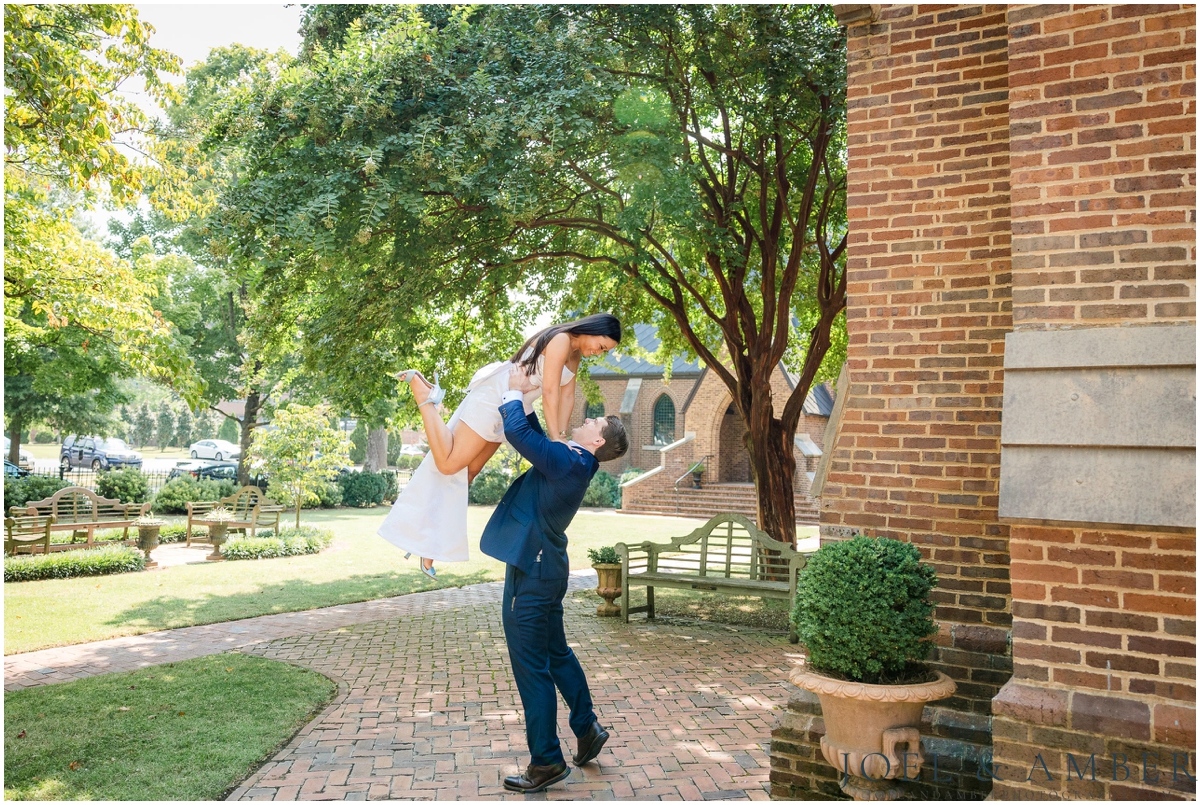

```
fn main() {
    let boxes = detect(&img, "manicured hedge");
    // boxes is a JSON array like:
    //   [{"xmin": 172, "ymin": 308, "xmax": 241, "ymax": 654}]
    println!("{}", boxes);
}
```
[
  {"xmin": 221, "ymin": 526, "xmax": 333, "ymax": 561},
  {"xmin": 468, "ymin": 466, "xmax": 511, "ymax": 505},
  {"xmin": 5, "ymin": 545, "xmax": 145, "ymax": 582},
  {"xmin": 582, "ymin": 470, "xmax": 620, "ymax": 508},
  {"xmin": 338, "ymin": 470, "xmax": 387, "ymax": 507},
  {"xmin": 152, "ymin": 476, "xmax": 236, "ymax": 514},
  {"xmin": 3, "ymin": 475, "xmax": 70, "ymax": 509},
  {"xmin": 96, "ymin": 467, "xmax": 150, "ymax": 504}
]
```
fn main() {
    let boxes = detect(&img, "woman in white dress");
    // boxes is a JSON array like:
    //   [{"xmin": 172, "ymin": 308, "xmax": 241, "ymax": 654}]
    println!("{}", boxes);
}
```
[{"xmin": 377, "ymin": 314, "xmax": 622, "ymax": 577}]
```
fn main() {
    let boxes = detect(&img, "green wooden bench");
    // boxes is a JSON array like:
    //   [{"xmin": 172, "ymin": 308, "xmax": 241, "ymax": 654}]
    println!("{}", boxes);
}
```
[
  {"xmin": 616, "ymin": 513, "xmax": 809, "ymax": 642},
  {"xmin": 186, "ymin": 486, "xmax": 284, "ymax": 545},
  {"xmin": 4, "ymin": 514, "xmax": 57, "ymax": 556},
  {"xmin": 10, "ymin": 487, "xmax": 150, "ymax": 549}
]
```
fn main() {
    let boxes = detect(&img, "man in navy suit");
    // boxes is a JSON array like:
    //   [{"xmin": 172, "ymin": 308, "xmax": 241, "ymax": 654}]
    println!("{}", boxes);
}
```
[{"xmin": 481, "ymin": 367, "xmax": 629, "ymax": 793}]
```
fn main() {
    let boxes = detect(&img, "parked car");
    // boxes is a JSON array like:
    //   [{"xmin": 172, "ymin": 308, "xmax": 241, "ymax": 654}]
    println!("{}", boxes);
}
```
[
  {"xmin": 398, "ymin": 444, "xmax": 427, "ymax": 457},
  {"xmin": 189, "ymin": 439, "xmax": 241, "ymax": 461},
  {"xmin": 60, "ymin": 435, "xmax": 143, "ymax": 471},
  {"xmin": 3, "ymin": 437, "xmax": 34, "ymax": 470},
  {"xmin": 168, "ymin": 460, "xmax": 239, "ymax": 483},
  {"xmin": 4, "ymin": 459, "xmax": 30, "ymax": 478}
]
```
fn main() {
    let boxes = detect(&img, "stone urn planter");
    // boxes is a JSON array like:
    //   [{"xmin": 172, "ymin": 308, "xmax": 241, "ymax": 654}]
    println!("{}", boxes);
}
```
[
  {"xmin": 790, "ymin": 536, "xmax": 949, "ymax": 801},
  {"xmin": 790, "ymin": 668, "xmax": 957, "ymax": 800},
  {"xmin": 135, "ymin": 516, "xmax": 166, "ymax": 569},
  {"xmin": 587, "ymin": 546, "xmax": 623, "ymax": 617},
  {"xmin": 201, "ymin": 507, "xmax": 234, "ymax": 562}
]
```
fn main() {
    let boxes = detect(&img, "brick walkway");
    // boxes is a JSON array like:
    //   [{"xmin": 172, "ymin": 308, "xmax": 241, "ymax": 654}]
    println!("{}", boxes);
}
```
[{"xmin": 6, "ymin": 573, "xmax": 802, "ymax": 801}]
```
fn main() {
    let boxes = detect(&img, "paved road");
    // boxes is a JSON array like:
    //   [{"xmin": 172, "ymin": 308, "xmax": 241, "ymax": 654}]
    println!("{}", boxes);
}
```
[{"xmin": 7, "ymin": 572, "xmax": 801, "ymax": 801}]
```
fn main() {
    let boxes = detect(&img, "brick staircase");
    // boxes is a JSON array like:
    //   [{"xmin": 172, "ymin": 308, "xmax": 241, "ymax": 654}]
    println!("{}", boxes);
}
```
[{"xmin": 620, "ymin": 481, "xmax": 820, "ymax": 525}]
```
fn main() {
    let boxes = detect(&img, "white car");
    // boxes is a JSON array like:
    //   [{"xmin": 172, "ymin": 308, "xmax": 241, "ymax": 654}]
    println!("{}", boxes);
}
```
[
  {"xmin": 398, "ymin": 444, "xmax": 427, "ymax": 457},
  {"xmin": 189, "ymin": 439, "xmax": 241, "ymax": 461},
  {"xmin": 3, "ymin": 437, "xmax": 34, "ymax": 469}
]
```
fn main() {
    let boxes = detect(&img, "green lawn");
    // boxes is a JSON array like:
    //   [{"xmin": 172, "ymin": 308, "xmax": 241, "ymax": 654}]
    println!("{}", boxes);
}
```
[
  {"xmin": 4, "ymin": 653, "xmax": 335, "ymax": 801},
  {"xmin": 5, "ymin": 507, "xmax": 713, "ymax": 654}
]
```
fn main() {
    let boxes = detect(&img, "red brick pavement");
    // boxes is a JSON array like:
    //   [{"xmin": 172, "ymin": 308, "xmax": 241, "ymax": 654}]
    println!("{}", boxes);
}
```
[{"xmin": 6, "ymin": 573, "xmax": 801, "ymax": 800}]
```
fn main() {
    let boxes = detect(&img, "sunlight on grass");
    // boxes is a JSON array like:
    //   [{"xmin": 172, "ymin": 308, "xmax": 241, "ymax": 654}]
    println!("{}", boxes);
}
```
[
  {"xmin": 6, "ymin": 507, "xmax": 710, "ymax": 654},
  {"xmin": 3, "ymin": 653, "xmax": 335, "ymax": 801}
]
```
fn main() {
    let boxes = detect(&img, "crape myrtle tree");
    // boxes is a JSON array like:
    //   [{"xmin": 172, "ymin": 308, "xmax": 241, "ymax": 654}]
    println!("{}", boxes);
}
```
[{"xmin": 214, "ymin": 5, "xmax": 847, "ymax": 546}]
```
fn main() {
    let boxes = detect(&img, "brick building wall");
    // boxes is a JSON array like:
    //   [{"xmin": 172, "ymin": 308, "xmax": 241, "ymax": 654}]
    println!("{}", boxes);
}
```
[
  {"xmin": 568, "ymin": 374, "xmax": 696, "ymax": 475},
  {"xmin": 774, "ymin": 3, "xmax": 1195, "ymax": 802},
  {"xmin": 992, "ymin": 4, "xmax": 1196, "ymax": 799},
  {"xmin": 817, "ymin": 2, "xmax": 1015, "ymax": 715}
]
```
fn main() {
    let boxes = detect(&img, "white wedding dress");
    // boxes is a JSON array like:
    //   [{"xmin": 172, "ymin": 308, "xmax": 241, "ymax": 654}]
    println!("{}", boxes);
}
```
[{"xmin": 376, "ymin": 354, "xmax": 574, "ymax": 562}]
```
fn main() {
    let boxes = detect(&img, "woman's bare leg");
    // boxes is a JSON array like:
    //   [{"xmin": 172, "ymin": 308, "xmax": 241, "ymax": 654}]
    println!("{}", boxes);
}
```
[
  {"xmin": 467, "ymin": 441, "xmax": 501, "ymax": 483},
  {"xmin": 410, "ymin": 376, "xmax": 492, "ymax": 475}
]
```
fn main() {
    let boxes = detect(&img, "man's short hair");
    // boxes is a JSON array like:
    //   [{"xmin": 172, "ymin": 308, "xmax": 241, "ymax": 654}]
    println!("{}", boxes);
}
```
[{"xmin": 594, "ymin": 415, "xmax": 628, "ymax": 463}]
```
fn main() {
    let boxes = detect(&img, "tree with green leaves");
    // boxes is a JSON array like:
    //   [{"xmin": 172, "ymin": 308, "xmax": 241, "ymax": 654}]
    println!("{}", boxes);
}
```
[
  {"xmin": 134, "ymin": 403, "xmax": 155, "ymax": 449},
  {"xmin": 248, "ymin": 404, "xmax": 351, "ymax": 528},
  {"xmin": 155, "ymin": 403, "xmax": 175, "ymax": 451},
  {"xmin": 4, "ymin": 4, "xmax": 201, "ymax": 464},
  {"xmin": 216, "ymin": 6, "xmax": 847, "ymax": 545},
  {"xmin": 175, "ymin": 405, "xmax": 193, "ymax": 448}
]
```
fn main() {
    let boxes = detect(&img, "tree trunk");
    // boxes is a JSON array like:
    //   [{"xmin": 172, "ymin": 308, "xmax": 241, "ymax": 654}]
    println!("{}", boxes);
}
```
[
  {"xmin": 363, "ymin": 426, "xmax": 388, "ymax": 472},
  {"xmin": 8, "ymin": 411, "xmax": 23, "ymax": 464},
  {"xmin": 237, "ymin": 391, "xmax": 261, "ymax": 486},
  {"xmin": 744, "ymin": 375, "xmax": 799, "ymax": 548}
]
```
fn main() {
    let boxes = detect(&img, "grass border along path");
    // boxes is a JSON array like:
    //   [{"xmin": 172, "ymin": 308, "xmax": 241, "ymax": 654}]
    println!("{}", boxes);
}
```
[
  {"xmin": 6, "ymin": 507, "xmax": 721, "ymax": 654},
  {"xmin": 3, "ymin": 653, "xmax": 337, "ymax": 801}
]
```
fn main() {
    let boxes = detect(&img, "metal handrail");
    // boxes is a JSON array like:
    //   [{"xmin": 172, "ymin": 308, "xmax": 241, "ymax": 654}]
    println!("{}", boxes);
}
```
[{"xmin": 674, "ymin": 455, "xmax": 712, "ymax": 513}]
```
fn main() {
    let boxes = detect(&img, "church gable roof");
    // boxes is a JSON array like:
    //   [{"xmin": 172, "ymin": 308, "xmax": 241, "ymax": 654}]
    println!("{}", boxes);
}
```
[{"xmin": 588, "ymin": 323, "xmax": 705, "ymax": 378}]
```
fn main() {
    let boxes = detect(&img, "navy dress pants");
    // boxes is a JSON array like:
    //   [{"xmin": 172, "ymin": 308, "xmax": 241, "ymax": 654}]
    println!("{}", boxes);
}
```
[{"xmin": 502, "ymin": 563, "xmax": 596, "ymax": 766}]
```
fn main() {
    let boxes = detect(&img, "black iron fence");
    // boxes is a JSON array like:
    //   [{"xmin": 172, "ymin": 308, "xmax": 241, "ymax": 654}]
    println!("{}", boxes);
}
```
[{"xmin": 24, "ymin": 466, "xmax": 176, "ymax": 494}]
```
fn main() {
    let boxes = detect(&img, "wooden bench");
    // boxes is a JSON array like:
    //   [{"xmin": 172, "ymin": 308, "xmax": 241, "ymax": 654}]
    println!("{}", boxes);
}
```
[
  {"xmin": 186, "ymin": 486, "xmax": 284, "ymax": 546},
  {"xmin": 9, "ymin": 487, "xmax": 150, "ymax": 549},
  {"xmin": 616, "ymin": 513, "xmax": 809, "ymax": 642},
  {"xmin": 4, "ymin": 515, "xmax": 57, "ymax": 556}
]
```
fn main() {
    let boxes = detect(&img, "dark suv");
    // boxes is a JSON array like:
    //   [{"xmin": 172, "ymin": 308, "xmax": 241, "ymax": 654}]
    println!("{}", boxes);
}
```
[{"xmin": 60, "ymin": 435, "xmax": 143, "ymax": 471}]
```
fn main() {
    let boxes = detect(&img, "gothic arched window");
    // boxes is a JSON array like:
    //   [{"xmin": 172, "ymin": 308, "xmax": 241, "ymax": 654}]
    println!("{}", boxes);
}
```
[{"xmin": 653, "ymin": 394, "xmax": 676, "ymax": 445}]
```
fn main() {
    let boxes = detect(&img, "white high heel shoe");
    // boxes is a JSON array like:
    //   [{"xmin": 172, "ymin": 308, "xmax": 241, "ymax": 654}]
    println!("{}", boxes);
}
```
[
  {"xmin": 394, "ymin": 369, "xmax": 445, "ymax": 407},
  {"xmin": 403, "ymin": 552, "xmax": 437, "ymax": 579}
]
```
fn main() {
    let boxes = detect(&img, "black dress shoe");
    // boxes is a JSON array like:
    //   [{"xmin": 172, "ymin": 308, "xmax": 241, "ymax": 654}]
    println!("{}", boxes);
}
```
[
  {"xmin": 503, "ymin": 762, "xmax": 570, "ymax": 793},
  {"xmin": 572, "ymin": 721, "xmax": 610, "ymax": 766}
]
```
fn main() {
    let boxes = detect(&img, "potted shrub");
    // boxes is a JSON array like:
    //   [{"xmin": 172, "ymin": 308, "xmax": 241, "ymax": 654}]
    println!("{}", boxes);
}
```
[
  {"xmin": 587, "ymin": 546, "xmax": 622, "ymax": 617},
  {"xmin": 134, "ymin": 516, "xmax": 166, "ymax": 568},
  {"xmin": 789, "ymin": 536, "xmax": 956, "ymax": 801}
]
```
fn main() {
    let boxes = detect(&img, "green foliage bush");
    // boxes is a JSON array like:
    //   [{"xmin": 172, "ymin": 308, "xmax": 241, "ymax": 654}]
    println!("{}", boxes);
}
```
[
  {"xmin": 4, "ymin": 475, "xmax": 70, "ymax": 509},
  {"xmin": 587, "ymin": 545, "xmax": 620, "ymax": 565},
  {"xmin": 582, "ymin": 470, "xmax": 620, "ymax": 508},
  {"xmin": 392, "ymin": 454, "xmax": 423, "ymax": 471},
  {"xmin": 381, "ymin": 470, "xmax": 399, "ymax": 503},
  {"xmin": 158, "ymin": 523, "xmax": 197, "ymax": 543},
  {"xmin": 790, "ymin": 536, "xmax": 938, "ymax": 684},
  {"xmin": 616, "ymin": 467, "xmax": 646, "ymax": 507},
  {"xmin": 152, "ymin": 477, "xmax": 236, "ymax": 514},
  {"xmin": 468, "ymin": 466, "xmax": 511, "ymax": 505},
  {"xmin": 5, "ymin": 545, "xmax": 145, "ymax": 582},
  {"xmin": 348, "ymin": 421, "xmax": 367, "ymax": 464},
  {"xmin": 337, "ymin": 470, "xmax": 386, "ymax": 507},
  {"xmin": 34, "ymin": 431, "xmax": 55, "ymax": 443},
  {"xmin": 222, "ymin": 526, "xmax": 334, "ymax": 560},
  {"xmin": 96, "ymin": 467, "xmax": 150, "ymax": 503}
]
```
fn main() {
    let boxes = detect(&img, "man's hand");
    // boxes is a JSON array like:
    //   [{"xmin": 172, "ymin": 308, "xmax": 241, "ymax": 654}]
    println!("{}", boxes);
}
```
[{"xmin": 508, "ymin": 363, "xmax": 536, "ymax": 393}]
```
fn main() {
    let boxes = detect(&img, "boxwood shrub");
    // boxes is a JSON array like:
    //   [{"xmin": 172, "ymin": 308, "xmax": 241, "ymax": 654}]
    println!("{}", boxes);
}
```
[
  {"xmin": 468, "ymin": 466, "xmax": 511, "ymax": 505},
  {"xmin": 152, "ymin": 477, "xmax": 236, "ymax": 514},
  {"xmin": 582, "ymin": 471, "xmax": 620, "ymax": 508},
  {"xmin": 222, "ymin": 526, "xmax": 333, "ymax": 561},
  {"xmin": 5, "ymin": 545, "xmax": 145, "ymax": 582},
  {"xmin": 338, "ymin": 470, "xmax": 386, "ymax": 507},
  {"xmin": 4, "ymin": 475, "xmax": 70, "ymax": 510},
  {"xmin": 96, "ymin": 467, "xmax": 150, "ymax": 504},
  {"xmin": 790, "ymin": 536, "xmax": 938, "ymax": 685}
]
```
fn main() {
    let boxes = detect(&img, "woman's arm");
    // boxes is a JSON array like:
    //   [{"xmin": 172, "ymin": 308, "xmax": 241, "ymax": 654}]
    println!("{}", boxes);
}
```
[
  {"xmin": 555, "ymin": 375, "xmax": 577, "ymax": 439},
  {"xmin": 540, "ymin": 333, "xmax": 572, "ymax": 442}
]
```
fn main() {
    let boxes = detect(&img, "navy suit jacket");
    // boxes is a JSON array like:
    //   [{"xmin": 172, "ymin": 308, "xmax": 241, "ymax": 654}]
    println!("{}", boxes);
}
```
[{"xmin": 479, "ymin": 400, "xmax": 599, "ymax": 579}]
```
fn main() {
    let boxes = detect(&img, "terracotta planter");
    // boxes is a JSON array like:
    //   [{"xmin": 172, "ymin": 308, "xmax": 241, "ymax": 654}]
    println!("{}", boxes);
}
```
[
  {"xmin": 136, "ymin": 524, "xmax": 162, "ymax": 569},
  {"xmin": 592, "ymin": 563, "xmax": 622, "ymax": 617},
  {"xmin": 790, "ymin": 668, "xmax": 956, "ymax": 801}
]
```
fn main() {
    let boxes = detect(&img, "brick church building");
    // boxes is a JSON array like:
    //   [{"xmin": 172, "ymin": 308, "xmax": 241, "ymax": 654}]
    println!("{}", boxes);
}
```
[
  {"xmin": 567, "ymin": 324, "xmax": 835, "ymax": 523},
  {"xmin": 770, "ymin": 4, "xmax": 1195, "ymax": 801}
]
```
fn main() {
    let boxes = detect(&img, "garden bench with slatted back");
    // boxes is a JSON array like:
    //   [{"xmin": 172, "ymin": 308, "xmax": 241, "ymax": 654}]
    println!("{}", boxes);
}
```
[
  {"xmin": 4, "ymin": 514, "xmax": 57, "ymax": 556},
  {"xmin": 615, "ymin": 513, "xmax": 809, "ymax": 643},
  {"xmin": 185, "ymin": 486, "xmax": 285, "ymax": 546},
  {"xmin": 10, "ymin": 487, "xmax": 150, "ymax": 549}
]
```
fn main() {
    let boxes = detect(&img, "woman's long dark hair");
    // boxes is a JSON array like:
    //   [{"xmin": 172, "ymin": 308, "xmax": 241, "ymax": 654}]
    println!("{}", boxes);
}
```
[{"xmin": 511, "ymin": 313, "xmax": 622, "ymax": 373}]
